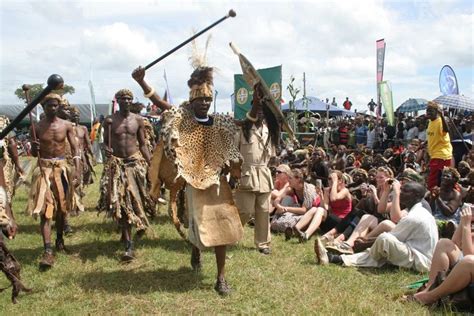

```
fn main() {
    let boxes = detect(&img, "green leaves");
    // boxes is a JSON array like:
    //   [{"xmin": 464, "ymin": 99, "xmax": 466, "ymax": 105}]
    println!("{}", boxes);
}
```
[{"xmin": 14, "ymin": 84, "xmax": 75, "ymax": 102}]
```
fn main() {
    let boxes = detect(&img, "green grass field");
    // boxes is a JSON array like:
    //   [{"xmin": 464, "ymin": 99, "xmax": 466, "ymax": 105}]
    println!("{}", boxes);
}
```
[{"xmin": 0, "ymin": 162, "xmax": 452, "ymax": 314}]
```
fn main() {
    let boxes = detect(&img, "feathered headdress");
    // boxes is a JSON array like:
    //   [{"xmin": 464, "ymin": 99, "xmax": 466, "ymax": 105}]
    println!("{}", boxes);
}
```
[{"xmin": 188, "ymin": 35, "xmax": 214, "ymax": 102}]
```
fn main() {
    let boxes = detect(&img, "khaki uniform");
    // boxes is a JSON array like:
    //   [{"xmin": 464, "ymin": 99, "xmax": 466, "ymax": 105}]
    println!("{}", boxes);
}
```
[{"xmin": 235, "ymin": 124, "xmax": 274, "ymax": 250}]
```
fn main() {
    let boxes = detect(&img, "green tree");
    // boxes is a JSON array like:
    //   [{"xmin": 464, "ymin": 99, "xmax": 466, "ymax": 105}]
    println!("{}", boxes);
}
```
[{"xmin": 14, "ymin": 84, "xmax": 75, "ymax": 103}]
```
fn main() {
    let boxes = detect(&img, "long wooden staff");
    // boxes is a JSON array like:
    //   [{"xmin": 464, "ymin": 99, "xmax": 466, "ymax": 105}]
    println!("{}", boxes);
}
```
[
  {"xmin": 107, "ymin": 113, "xmax": 113, "ymax": 213},
  {"xmin": 22, "ymin": 85, "xmax": 45, "ymax": 178},
  {"xmin": 445, "ymin": 115, "xmax": 470, "ymax": 152},
  {"xmin": 0, "ymin": 74, "xmax": 63, "ymax": 140},
  {"xmin": 144, "ymin": 9, "xmax": 236, "ymax": 70}
]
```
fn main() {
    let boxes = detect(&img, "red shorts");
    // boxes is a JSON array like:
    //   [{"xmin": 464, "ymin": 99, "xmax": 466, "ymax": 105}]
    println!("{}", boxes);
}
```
[{"xmin": 428, "ymin": 158, "xmax": 452, "ymax": 189}]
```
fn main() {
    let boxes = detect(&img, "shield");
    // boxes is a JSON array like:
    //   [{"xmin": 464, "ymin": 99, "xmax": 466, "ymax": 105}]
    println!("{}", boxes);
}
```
[
  {"xmin": 433, "ymin": 95, "xmax": 474, "ymax": 112},
  {"xmin": 229, "ymin": 42, "xmax": 295, "ymax": 140}
]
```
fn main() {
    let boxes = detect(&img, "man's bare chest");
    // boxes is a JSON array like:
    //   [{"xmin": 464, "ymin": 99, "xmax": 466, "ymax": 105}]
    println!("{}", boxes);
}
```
[
  {"xmin": 75, "ymin": 127, "xmax": 85, "ymax": 140},
  {"xmin": 112, "ymin": 119, "xmax": 138, "ymax": 136},
  {"xmin": 39, "ymin": 122, "xmax": 66, "ymax": 142}
]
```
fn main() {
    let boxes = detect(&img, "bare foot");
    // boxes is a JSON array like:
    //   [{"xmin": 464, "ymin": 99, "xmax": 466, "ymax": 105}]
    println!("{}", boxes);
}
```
[{"xmin": 413, "ymin": 291, "xmax": 436, "ymax": 305}]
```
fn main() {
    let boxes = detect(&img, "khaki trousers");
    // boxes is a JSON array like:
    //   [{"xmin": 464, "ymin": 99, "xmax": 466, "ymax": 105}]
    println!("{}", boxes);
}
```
[
  {"xmin": 235, "ymin": 191, "xmax": 271, "ymax": 250},
  {"xmin": 341, "ymin": 232, "xmax": 431, "ymax": 273}
]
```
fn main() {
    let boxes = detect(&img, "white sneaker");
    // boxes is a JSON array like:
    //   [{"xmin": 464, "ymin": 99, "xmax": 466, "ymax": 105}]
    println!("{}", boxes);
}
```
[{"xmin": 314, "ymin": 237, "xmax": 329, "ymax": 265}]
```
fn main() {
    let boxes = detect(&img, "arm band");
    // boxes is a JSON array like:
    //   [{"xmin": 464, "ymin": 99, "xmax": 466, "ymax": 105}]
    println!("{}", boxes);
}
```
[
  {"xmin": 246, "ymin": 112, "xmax": 258, "ymax": 123},
  {"xmin": 144, "ymin": 87, "xmax": 155, "ymax": 98}
]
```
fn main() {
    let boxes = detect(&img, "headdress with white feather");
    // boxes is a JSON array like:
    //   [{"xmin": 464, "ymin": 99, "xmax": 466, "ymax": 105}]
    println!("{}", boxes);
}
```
[{"xmin": 188, "ymin": 34, "xmax": 214, "ymax": 102}]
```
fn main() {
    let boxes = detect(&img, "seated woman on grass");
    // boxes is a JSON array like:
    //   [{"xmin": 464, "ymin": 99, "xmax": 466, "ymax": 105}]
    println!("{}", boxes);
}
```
[
  {"xmin": 320, "ymin": 166, "xmax": 394, "ymax": 251},
  {"xmin": 270, "ymin": 168, "xmax": 318, "ymax": 235},
  {"xmin": 269, "ymin": 164, "xmax": 292, "ymax": 215},
  {"xmin": 325, "ymin": 168, "xmax": 431, "ymax": 254},
  {"xmin": 291, "ymin": 170, "xmax": 351, "ymax": 242},
  {"xmin": 411, "ymin": 203, "xmax": 474, "ymax": 306}
]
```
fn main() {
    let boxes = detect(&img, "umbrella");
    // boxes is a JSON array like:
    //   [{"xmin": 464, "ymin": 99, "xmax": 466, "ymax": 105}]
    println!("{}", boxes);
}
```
[
  {"xmin": 396, "ymin": 98, "xmax": 428, "ymax": 113},
  {"xmin": 433, "ymin": 94, "xmax": 474, "ymax": 112}
]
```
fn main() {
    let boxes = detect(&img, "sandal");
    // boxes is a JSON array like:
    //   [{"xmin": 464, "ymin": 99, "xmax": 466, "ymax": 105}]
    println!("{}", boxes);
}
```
[
  {"xmin": 326, "ymin": 241, "xmax": 354, "ymax": 254},
  {"xmin": 320, "ymin": 235, "xmax": 334, "ymax": 246},
  {"xmin": 284, "ymin": 227, "xmax": 294, "ymax": 241},
  {"xmin": 214, "ymin": 279, "xmax": 232, "ymax": 296},
  {"xmin": 293, "ymin": 227, "xmax": 306, "ymax": 243},
  {"xmin": 400, "ymin": 294, "xmax": 419, "ymax": 303}
]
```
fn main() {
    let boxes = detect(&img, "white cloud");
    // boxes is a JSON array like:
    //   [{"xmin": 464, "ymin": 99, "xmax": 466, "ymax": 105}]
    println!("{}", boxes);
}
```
[
  {"xmin": 0, "ymin": 0, "xmax": 472, "ymax": 116},
  {"xmin": 80, "ymin": 23, "xmax": 161, "ymax": 70}
]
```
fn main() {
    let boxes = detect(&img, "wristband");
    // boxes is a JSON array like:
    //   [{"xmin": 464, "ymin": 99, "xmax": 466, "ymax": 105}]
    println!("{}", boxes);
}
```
[
  {"xmin": 246, "ymin": 112, "xmax": 258, "ymax": 123},
  {"xmin": 73, "ymin": 156, "xmax": 81, "ymax": 160},
  {"xmin": 144, "ymin": 87, "xmax": 155, "ymax": 98}
]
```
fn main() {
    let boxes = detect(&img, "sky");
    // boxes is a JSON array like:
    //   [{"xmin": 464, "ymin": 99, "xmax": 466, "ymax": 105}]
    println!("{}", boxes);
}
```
[{"xmin": 0, "ymin": 0, "xmax": 472, "ymax": 114}]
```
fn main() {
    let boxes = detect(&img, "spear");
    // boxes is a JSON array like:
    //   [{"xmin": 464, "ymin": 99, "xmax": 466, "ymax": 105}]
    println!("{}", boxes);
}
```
[{"xmin": 144, "ymin": 9, "xmax": 236, "ymax": 70}]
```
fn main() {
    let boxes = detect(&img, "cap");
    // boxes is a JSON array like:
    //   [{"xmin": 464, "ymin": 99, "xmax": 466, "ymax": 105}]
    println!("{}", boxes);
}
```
[
  {"xmin": 399, "ymin": 168, "xmax": 424, "ymax": 184},
  {"xmin": 276, "ymin": 164, "xmax": 291, "ymax": 176}
]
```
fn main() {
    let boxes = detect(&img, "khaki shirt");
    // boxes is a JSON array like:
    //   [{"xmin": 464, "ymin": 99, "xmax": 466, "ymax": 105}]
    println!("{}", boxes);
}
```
[{"xmin": 237, "ymin": 124, "xmax": 275, "ymax": 193}]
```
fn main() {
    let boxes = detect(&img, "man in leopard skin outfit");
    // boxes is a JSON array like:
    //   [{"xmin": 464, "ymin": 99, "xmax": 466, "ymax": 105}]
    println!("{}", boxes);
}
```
[{"xmin": 132, "ymin": 63, "xmax": 267, "ymax": 296}]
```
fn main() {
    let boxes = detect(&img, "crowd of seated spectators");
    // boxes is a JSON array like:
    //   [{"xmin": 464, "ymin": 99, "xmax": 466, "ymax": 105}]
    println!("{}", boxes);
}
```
[{"xmin": 263, "ymin": 111, "xmax": 473, "ymax": 310}]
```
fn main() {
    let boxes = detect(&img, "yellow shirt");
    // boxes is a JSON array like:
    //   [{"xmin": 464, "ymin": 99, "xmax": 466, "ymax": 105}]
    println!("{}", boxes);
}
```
[{"xmin": 427, "ymin": 117, "xmax": 452, "ymax": 160}]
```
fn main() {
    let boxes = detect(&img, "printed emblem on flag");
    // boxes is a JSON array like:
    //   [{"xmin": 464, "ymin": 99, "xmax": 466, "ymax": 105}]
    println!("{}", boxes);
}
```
[
  {"xmin": 270, "ymin": 83, "xmax": 281, "ymax": 100},
  {"xmin": 237, "ymin": 87, "xmax": 248, "ymax": 105}
]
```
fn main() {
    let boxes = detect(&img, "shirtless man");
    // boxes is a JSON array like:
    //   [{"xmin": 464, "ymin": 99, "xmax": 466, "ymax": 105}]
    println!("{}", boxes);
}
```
[
  {"xmin": 0, "ymin": 115, "xmax": 24, "ymax": 210},
  {"xmin": 71, "ymin": 108, "xmax": 94, "ymax": 187},
  {"xmin": 130, "ymin": 102, "xmax": 156, "ymax": 154},
  {"xmin": 429, "ymin": 167, "xmax": 462, "ymax": 237},
  {"xmin": 97, "ymin": 89, "xmax": 153, "ymax": 261},
  {"xmin": 28, "ymin": 93, "xmax": 80, "ymax": 269},
  {"xmin": 0, "ymin": 161, "xmax": 31, "ymax": 303},
  {"xmin": 307, "ymin": 147, "xmax": 329, "ymax": 188}
]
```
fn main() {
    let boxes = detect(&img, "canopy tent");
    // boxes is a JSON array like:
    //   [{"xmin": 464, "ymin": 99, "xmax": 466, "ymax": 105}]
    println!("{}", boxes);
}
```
[
  {"xmin": 281, "ymin": 96, "xmax": 356, "ymax": 116},
  {"xmin": 396, "ymin": 98, "xmax": 428, "ymax": 113},
  {"xmin": 358, "ymin": 109, "xmax": 377, "ymax": 117},
  {"xmin": 0, "ymin": 103, "xmax": 110, "ymax": 127},
  {"xmin": 433, "ymin": 94, "xmax": 474, "ymax": 112}
]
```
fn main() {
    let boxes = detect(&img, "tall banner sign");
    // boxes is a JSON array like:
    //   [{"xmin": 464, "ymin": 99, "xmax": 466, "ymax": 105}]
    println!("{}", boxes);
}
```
[
  {"xmin": 379, "ymin": 81, "xmax": 394, "ymax": 126},
  {"xmin": 376, "ymin": 39, "xmax": 386, "ymax": 118},
  {"xmin": 233, "ymin": 65, "xmax": 282, "ymax": 120},
  {"xmin": 163, "ymin": 69, "xmax": 174, "ymax": 104},
  {"xmin": 88, "ymin": 80, "xmax": 97, "ymax": 125},
  {"xmin": 439, "ymin": 65, "xmax": 459, "ymax": 95}
]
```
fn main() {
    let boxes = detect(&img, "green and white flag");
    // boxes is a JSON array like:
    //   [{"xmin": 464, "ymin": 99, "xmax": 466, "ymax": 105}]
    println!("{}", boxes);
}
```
[
  {"xmin": 379, "ymin": 80, "xmax": 394, "ymax": 126},
  {"xmin": 233, "ymin": 65, "xmax": 282, "ymax": 120}
]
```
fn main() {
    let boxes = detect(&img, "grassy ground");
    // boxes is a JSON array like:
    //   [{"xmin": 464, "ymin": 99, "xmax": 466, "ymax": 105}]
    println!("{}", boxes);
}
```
[{"xmin": 0, "ymin": 162, "xmax": 451, "ymax": 314}]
